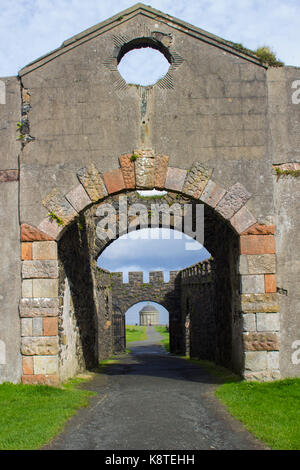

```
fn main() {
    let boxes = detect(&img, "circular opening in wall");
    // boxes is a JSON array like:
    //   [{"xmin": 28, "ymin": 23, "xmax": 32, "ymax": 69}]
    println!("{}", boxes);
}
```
[{"xmin": 117, "ymin": 47, "xmax": 170, "ymax": 86}]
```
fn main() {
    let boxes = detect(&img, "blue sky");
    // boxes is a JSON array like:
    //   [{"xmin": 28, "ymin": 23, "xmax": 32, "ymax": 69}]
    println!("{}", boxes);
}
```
[{"xmin": 3, "ymin": 0, "xmax": 298, "ymax": 321}]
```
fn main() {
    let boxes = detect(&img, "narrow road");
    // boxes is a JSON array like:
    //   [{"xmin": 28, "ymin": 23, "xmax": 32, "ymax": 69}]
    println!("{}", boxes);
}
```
[{"xmin": 44, "ymin": 327, "xmax": 265, "ymax": 450}]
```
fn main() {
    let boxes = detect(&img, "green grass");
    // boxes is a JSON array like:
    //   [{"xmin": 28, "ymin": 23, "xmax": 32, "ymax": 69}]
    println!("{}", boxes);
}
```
[
  {"xmin": 216, "ymin": 378, "xmax": 300, "ymax": 450},
  {"xmin": 0, "ymin": 379, "xmax": 96, "ymax": 450},
  {"xmin": 154, "ymin": 325, "xmax": 170, "ymax": 352},
  {"xmin": 126, "ymin": 325, "xmax": 147, "ymax": 342}
]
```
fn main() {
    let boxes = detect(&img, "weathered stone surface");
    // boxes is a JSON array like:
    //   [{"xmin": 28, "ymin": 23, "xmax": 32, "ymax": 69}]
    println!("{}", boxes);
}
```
[
  {"xmin": 0, "ymin": 169, "xmax": 19, "ymax": 182},
  {"xmin": 32, "ymin": 279, "xmax": 58, "ymax": 298},
  {"xmin": 19, "ymin": 298, "xmax": 59, "ymax": 318},
  {"xmin": 265, "ymin": 274, "xmax": 277, "ymax": 293},
  {"xmin": 165, "ymin": 167, "xmax": 187, "ymax": 192},
  {"xmin": 240, "ymin": 274, "xmax": 265, "ymax": 294},
  {"xmin": 243, "ymin": 332, "xmax": 279, "ymax": 351},
  {"xmin": 22, "ymin": 356, "xmax": 34, "ymax": 375},
  {"xmin": 21, "ymin": 318, "xmax": 32, "ymax": 337},
  {"xmin": 21, "ymin": 242, "xmax": 32, "ymax": 260},
  {"xmin": 43, "ymin": 317, "xmax": 58, "ymax": 336},
  {"xmin": 199, "ymin": 180, "xmax": 226, "ymax": 208},
  {"xmin": 241, "ymin": 293, "xmax": 279, "ymax": 313},
  {"xmin": 240, "ymin": 235, "xmax": 276, "ymax": 254},
  {"xmin": 21, "ymin": 374, "xmax": 59, "ymax": 386},
  {"xmin": 244, "ymin": 351, "xmax": 268, "ymax": 371},
  {"xmin": 119, "ymin": 154, "xmax": 135, "ymax": 189},
  {"xmin": 21, "ymin": 337, "xmax": 59, "ymax": 355},
  {"xmin": 242, "ymin": 314, "xmax": 256, "ymax": 332},
  {"xmin": 267, "ymin": 351, "xmax": 280, "ymax": 370},
  {"xmin": 103, "ymin": 168, "xmax": 126, "ymax": 194},
  {"xmin": 242, "ymin": 223, "xmax": 275, "ymax": 235},
  {"xmin": 42, "ymin": 188, "xmax": 78, "ymax": 224},
  {"xmin": 230, "ymin": 206, "xmax": 257, "ymax": 234},
  {"xmin": 33, "ymin": 356, "xmax": 58, "ymax": 375},
  {"xmin": 155, "ymin": 155, "xmax": 169, "ymax": 189},
  {"xmin": 256, "ymin": 313, "xmax": 280, "ymax": 332},
  {"xmin": 22, "ymin": 260, "xmax": 58, "ymax": 279},
  {"xmin": 38, "ymin": 217, "xmax": 64, "ymax": 240},
  {"xmin": 21, "ymin": 224, "xmax": 54, "ymax": 241},
  {"xmin": 65, "ymin": 184, "xmax": 92, "ymax": 213},
  {"xmin": 32, "ymin": 241, "xmax": 57, "ymax": 260},
  {"xmin": 22, "ymin": 279, "xmax": 33, "ymax": 298},
  {"xmin": 77, "ymin": 163, "xmax": 108, "ymax": 202},
  {"xmin": 244, "ymin": 370, "xmax": 281, "ymax": 381},
  {"xmin": 135, "ymin": 155, "xmax": 155, "ymax": 189},
  {"xmin": 32, "ymin": 318, "xmax": 43, "ymax": 336},
  {"xmin": 182, "ymin": 162, "xmax": 213, "ymax": 198},
  {"xmin": 216, "ymin": 183, "xmax": 251, "ymax": 220},
  {"xmin": 239, "ymin": 254, "xmax": 276, "ymax": 275}
]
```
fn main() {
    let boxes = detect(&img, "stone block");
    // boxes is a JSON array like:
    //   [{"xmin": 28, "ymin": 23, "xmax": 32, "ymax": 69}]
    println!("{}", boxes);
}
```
[
  {"xmin": 38, "ymin": 217, "xmax": 64, "ymax": 241},
  {"xmin": 242, "ymin": 314, "xmax": 256, "ymax": 332},
  {"xmin": 21, "ymin": 223, "xmax": 54, "ymax": 241},
  {"xmin": 243, "ymin": 332, "xmax": 279, "ymax": 351},
  {"xmin": 21, "ymin": 243, "xmax": 32, "ymax": 260},
  {"xmin": 22, "ymin": 279, "xmax": 33, "ymax": 298},
  {"xmin": 21, "ymin": 318, "xmax": 32, "ymax": 337},
  {"xmin": 182, "ymin": 162, "xmax": 213, "ymax": 198},
  {"xmin": 0, "ymin": 169, "xmax": 19, "ymax": 182},
  {"xmin": 135, "ymin": 155, "xmax": 155, "ymax": 189},
  {"xmin": 103, "ymin": 168, "xmax": 126, "ymax": 194},
  {"xmin": 32, "ymin": 241, "xmax": 57, "ymax": 260},
  {"xmin": 265, "ymin": 274, "xmax": 277, "ymax": 293},
  {"xmin": 65, "ymin": 184, "xmax": 92, "ymax": 213},
  {"xmin": 21, "ymin": 337, "xmax": 59, "ymax": 355},
  {"xmin": 239, "ymin": 254, "xmax": 276, "ymax": 275},
  {"xmin": 33, "ymin": 356, "xmax": 58, "ymax": 375},
  {"xmin": 267, "ymin": 351, "xmax": 280, "ymax": 370},
  {"xmin": 43, "ymin": 317, "xmax": 58, "ymax": 336},
  {"xmin": 21, "ymin": 374, "xmax": 59, "ymax": 386},
  {"xmin": 240, "ymin": 235, "xmax": 276, "ymax": 254},
  {"xmin": 241, "ymin": 275, "xmax": 265, "ymax": 294},
  {"xmin": 199, "ymin": 180, "xmax": 226, "ymax": 208},
  {"xmin": 42, "ymin": 188, "xmax": 78, "ymax": 225},
  {"xmin": 244, "ymin": 370, "xmax": 281, "ymax": 381},
  {"xmin": 244, "ymin": 351, "xmax": 268, "ymax": 371},
  {"xmin": 241, "ymin": 293, "xmax": 279, "ymax": 313},
  {"xmin": 230, "ymin": 206, "xmax": 257, "ymax": 234},
  {"xmin": 32, "ymin": 318, "xmax": 43, "ymax": 336},
  {"xmin": 22, "ymin": 260, "xmax": 58, "ymax": 279},
  {"xmin": 215, "ymin": 182, "xmax": 251, "ymax": 219},
  {"xmin": 22, "ymin": 356, "xmax": 34, "ymax": 375},
  {"xmin": 242, "ymin": 223, "xmax": 275, "ymax": 235},
  {"xmin": 32, "ymin": 279, "xmax": 58, "ymax": 298},
  {"xmin": 165, "ymin": 167, "xmax": 187, "ymax": 192},
  {"xmin": 19, "ymin": 298, "xmax": 59, "ymax": 318},
  {"xmin": 77, "ymin": 163, "xmax": 108, "ymax": 201},
  {"xmin": 155, "ymin": 155, "xmax": 169, "ymax": 189},
  {"xmin": 256, "ymin": 313, "xmax": 280, "ymax": 332},
  {"xmin": 119, "ymin": 154, "xmax": 135, "ymax": 189}
]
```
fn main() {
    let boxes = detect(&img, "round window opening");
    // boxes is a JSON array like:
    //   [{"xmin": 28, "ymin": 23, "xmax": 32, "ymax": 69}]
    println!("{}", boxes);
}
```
[{"xmin": 117, "ymin": 47, "xmax": 170, "ymax": 86}]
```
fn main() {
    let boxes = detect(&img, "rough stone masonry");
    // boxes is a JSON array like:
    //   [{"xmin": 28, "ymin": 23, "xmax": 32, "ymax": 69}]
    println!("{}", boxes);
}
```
[{"xmin": 0, "ymin": 4, "xmax": 300, "ymax": 385}]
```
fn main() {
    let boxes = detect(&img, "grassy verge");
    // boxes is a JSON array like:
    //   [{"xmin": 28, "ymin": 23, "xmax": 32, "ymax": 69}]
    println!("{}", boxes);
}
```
[
  {"xmin": 183, "ymin": 357, "xmax": 300, "ymax": 450},
  {"xmin": 0, "ymin": 378, "xmax": 96, "ymax": 450},
  {"xmin": 126, "ymin": 325, "xmax": 147, "ymax": 342},
  {"xmin": 154, "ymin": 325, "xmax": 170, "ymax": 352}
]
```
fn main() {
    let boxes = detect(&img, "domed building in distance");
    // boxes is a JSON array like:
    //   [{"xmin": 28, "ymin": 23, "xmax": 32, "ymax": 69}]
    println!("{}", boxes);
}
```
[{"xmin": 139, "ymin": 303, "xmax": 159, "ymax": 326}]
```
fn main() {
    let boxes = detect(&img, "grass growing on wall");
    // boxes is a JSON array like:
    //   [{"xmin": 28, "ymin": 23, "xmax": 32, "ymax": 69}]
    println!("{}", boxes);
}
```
[
  {"xmin": 154, "ymin": 325, "xmax": 170, "ymax": 352},
  {"xmin": 0, "ymin": 379, "xmax": 96, "ymax": 450},
  {"xmin": 126, "ymin": 325, "xmax": 147, "ymax": 342}
]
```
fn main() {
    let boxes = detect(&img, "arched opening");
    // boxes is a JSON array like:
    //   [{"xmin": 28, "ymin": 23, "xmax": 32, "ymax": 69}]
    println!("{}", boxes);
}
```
[{"xmin": 57, "ymin": 189, "xmax": 240, "ymax": 381}]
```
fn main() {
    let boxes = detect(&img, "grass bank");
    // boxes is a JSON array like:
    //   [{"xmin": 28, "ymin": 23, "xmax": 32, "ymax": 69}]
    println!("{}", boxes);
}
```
[
  {"xmin": 0, "ymin": 378, "xmax": 96, "ymax": 450},
  {"xmin": 184, "ymin": 357, "xmax": 300, "ymax": 450},
  {"xmin": 126, "ymin": 325, "xmax": 147, "ymax": 342},
  {"xmin": 154, "ymin": 325, "xmax": 170, "ymax": 352}
]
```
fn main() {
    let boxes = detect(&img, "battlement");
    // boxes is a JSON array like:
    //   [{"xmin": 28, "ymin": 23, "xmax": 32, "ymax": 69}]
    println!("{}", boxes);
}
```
[
  {"xmin": 109, "ymin": 270, "xmax": 179, "ymax": 285},
  {"xmin": 180, "ymin": 259, "xmax": 214, "ymax": 284}
]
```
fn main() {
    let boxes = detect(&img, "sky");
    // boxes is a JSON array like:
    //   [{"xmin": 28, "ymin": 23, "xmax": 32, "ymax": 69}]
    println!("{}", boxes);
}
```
[
  {"xmin": 3, "ymin": 0, "xmax": 298, "ymax": 321},
  {"xmin": 1, "ymin": 0, "xmax": 300, "ymax": 77}
]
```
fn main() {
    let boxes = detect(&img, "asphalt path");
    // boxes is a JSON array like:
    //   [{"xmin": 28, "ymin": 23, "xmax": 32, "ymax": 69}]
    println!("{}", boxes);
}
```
[{"xmin": 43, "ymin": 327, "xmax": 265, "ymax": 450}]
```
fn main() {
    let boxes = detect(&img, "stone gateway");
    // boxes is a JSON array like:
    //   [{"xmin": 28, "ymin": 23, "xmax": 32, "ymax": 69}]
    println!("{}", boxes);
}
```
[{"xmin": 0, "ymin": 4, "xmax": 300, "ymax": 385}]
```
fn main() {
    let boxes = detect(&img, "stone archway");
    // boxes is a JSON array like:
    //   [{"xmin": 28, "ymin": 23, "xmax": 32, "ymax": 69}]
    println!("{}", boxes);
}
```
[{"xmin": 19, "ymin": 150, "xmax": 280, "ymax": 385}]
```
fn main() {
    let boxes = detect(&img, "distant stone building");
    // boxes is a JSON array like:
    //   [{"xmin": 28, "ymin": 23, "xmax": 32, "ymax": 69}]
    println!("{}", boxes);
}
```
[{"xmin": 139, "ymin": 304, "xmax": 159, "ymax": 326}]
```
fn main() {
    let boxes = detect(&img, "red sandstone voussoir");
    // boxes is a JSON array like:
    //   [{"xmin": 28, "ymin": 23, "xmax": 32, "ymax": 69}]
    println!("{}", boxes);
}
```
[
  {"xmin": 103, "ymin": 168, "xmax": 126, "ymax": 194},
  {"xmin": 21, "ymin": 224, "xmax": 54, "ymax": 242}
]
